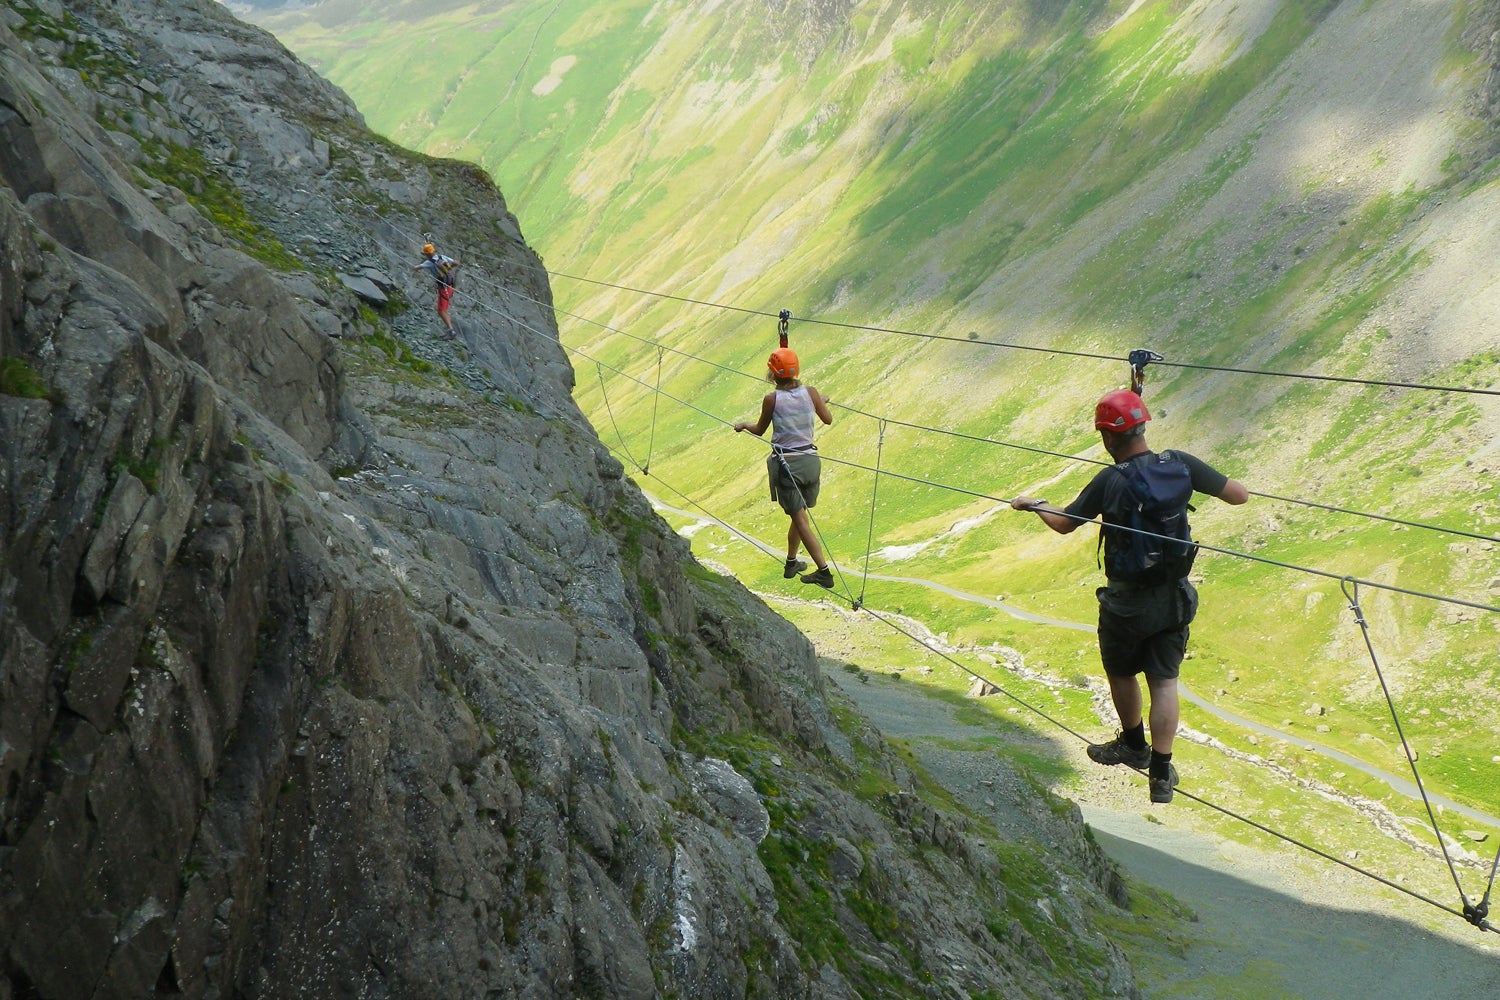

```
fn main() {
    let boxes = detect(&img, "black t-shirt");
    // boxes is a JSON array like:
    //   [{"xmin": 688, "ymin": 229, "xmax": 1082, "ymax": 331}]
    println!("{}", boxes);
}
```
[{"xmin": 1064, "ymin": 450, "xmax": 1229, "ymax": 572}]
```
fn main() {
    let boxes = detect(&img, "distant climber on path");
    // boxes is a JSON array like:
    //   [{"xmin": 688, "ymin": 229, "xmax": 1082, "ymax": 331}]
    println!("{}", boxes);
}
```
[
  {"xmin": 413, "ymin": 242, "xmax": 460, "ymax": 337},
  {"xmin": 1010, "ymin": 389, "xmax": 1247, "ymax": 804},
  {"xmin": 733, "ymin": 347, "xmax": 837, "ymax": 588}
]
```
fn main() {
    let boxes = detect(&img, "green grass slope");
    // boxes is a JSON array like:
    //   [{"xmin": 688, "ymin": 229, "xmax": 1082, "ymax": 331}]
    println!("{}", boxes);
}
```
[{"xmin": 254, "ymin": 0, "xmax": 1500, "ymax": 899}]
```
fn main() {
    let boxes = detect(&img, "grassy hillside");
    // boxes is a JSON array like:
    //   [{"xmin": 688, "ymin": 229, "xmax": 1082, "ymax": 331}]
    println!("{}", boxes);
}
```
[{"xmin": 255, "ymin": 0, "xmax": 1500, "ymax": 899}]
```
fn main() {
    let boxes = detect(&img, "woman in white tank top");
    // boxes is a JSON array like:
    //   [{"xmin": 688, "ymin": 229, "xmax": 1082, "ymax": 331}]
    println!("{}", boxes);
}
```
[{"xmin": 733, "ymin": 348, "xmax": 836, "ymax": 588}]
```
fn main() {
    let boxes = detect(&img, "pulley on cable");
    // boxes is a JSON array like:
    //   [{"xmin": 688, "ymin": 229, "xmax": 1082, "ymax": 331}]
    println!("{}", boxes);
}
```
[
  {"xmin": 778, "ymin": 309, "xmax": 791, "ymax": 349},
  {"xmin": 1129, "ymin": 348, "xmax": 1164, "ymax": 397}
]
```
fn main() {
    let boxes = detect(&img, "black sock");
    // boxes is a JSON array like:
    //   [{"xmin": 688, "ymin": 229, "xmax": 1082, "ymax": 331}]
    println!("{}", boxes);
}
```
[
  {"xmin": 1122, "ymin": 722, "xmax": 1147, "ymax": 750},
  {"xmin": 1150, "ymin": 749, "xmax": 1173, "ymax": 781}
]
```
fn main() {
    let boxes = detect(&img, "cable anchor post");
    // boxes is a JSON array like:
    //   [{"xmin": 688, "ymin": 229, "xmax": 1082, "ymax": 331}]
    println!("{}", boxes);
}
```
[
  {"xmin": 778, "ymin": 309, "xmax": 791, "ymax": 348},
  {"xmin": 1466, "ymin": 844, "xmax": 1500, "ymax": 930},
  {"xmin": 1128, "ymin": 348, "xmax": 1164, "ymax": 397}
]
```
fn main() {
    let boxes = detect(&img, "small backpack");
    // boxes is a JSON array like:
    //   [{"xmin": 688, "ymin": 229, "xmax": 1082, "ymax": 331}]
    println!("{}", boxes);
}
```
[{"xmin": 1102, "ymin": 451, "xmax": 1197, "ymax": 584}]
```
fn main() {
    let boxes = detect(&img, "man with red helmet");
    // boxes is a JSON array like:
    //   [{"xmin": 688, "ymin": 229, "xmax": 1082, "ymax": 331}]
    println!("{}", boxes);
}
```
[{"xmin": 1011, "ymin": 389, "xmax": 1247, "ymax": 803}]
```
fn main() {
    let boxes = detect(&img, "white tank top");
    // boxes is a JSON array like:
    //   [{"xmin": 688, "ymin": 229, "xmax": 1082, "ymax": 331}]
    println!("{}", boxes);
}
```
[{"xmin": 771, "ymin": 386, "xmax": 816, "ymax": 452}]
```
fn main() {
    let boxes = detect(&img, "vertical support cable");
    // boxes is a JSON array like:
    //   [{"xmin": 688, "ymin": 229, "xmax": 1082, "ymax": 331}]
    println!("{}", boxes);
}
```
[
  {"xmin": 1340, "ymin": 578, "xmax": 1469, "ymax": 905},
  {"xmin": 855, "ymin": 420, "xmax": 887, "ymax": 611},
  {"xmin": 596, "ymin": 363, "xmax": 643, "ymax": 472},
  {"xmin": 644, "ymin": 346, "xmax": 664, "ymax": 475}
]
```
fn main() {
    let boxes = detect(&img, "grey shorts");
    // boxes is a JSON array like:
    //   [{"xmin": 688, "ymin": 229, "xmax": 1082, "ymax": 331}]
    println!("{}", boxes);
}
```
[
  {"xmin": 1096, "ymin": 578, "xmax": 1199, "ymax": 680},
  {"xmin": 767, "ymin": 451, "xmax": 821, "ymax": 515}
]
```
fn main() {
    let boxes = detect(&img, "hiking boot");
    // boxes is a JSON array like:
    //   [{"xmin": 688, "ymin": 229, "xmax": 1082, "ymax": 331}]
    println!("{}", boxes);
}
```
[
  {"xmin": 783, "ymin": 558, "xmax": 808, "ymax": 579},
  {"xmin": 801, "ymin": 566, "xmax": 834, "ymax": 589},
  {"xmin": 1149, "ymin": 763, "xmax": 1180, "ymax": 804},
  {"xmin": 1086, "ymin": 733, "xmax": 1151, "ymax": 769}
]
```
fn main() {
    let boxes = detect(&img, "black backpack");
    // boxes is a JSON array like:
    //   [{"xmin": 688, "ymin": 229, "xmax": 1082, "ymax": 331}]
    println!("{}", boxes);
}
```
[{"xmin": 1102, "ymin": 451, "xmax": 1197, "ymax": 584}]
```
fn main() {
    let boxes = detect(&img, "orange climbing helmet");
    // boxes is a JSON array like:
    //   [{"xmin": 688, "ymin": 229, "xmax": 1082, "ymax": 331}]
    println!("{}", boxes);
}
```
[
  {"xmin": 422, "ymin": 243, "xmax": 436, "ymax": 255},
  {"xmin": 1095, "ymin": 389, "xmax": 1150, "ymax": 431},
  {"xmin": 768, "ymin": 347, "xmax": 799, "ymax": 380}
]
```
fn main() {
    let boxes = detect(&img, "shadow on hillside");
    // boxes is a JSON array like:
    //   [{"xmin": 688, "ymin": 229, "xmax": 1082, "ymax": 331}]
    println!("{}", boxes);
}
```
[
  {"xmin": 1083, "ymin": 811, "xmax": 1500, "ymax": 1000},
  {"xmin": 824, "ymin": 662, "xmax": 1500, "ymax": 1000}
]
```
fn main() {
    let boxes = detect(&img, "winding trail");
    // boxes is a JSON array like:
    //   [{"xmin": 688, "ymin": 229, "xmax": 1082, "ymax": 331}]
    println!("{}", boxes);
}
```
[{"xmin": 651, "ymin": 494, "xmax": 1500, "ymax": 830}]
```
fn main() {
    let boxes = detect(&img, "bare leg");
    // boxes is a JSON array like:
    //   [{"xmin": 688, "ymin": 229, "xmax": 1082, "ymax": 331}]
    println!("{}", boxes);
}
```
[
  {"xmin": 789, "ymin": 509, "xmax": 827, "ymax": 568},
  {"xmin": 1106, "ymin": 673, "xmax": 1144, "ymax": 731},
  {"xmin": 1145, "ymin": 675, "xmax": 1179, "ymax": 754}
]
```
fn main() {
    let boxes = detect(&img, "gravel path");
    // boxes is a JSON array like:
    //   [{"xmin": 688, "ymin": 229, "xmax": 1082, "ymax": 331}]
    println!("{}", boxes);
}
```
[{"xmin": 825, "ymin": 665, "xmax": 1500, "ymax": 1000}]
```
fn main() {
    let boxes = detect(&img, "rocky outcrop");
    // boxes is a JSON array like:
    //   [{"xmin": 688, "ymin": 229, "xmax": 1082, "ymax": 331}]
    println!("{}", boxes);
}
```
[{"xmin": 0, "ymin": 1, "xmax": 1138, "ymax": 998}]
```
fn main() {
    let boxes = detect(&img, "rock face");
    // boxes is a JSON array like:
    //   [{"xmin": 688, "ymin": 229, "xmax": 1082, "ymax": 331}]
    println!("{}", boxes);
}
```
[{"xmin": 0, "ymin": 2, "xmax": 1137, "ymax": 998}]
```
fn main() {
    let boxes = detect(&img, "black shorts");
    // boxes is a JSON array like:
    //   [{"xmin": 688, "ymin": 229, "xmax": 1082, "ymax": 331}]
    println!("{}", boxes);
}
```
[{"xmin": 1096, "ymin": 578, "xmax": 1199, "ymax": 680}]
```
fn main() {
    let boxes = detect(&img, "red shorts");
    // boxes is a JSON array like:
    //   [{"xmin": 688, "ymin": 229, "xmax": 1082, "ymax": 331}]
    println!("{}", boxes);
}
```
[{"xmin": 436, "ymin": 284, "xmax": 455, "ymax": 310}]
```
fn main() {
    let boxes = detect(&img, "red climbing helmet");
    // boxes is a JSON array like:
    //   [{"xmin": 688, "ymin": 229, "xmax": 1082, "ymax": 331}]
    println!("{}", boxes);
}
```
[
  {"xmin": 768, "ymin": 348, "xmax": 799, "ymax": 379},
  {"xmin": 1094, "ymin": 389, "xmax": 1150, "ymax": 431}
]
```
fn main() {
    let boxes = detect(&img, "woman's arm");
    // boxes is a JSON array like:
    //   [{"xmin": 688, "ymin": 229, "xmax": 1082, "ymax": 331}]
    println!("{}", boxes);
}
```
[
  {"xmin": 733, "ymin": 393, "xmax": 776, "ymax": 435},
  {"xmin": 808, "ymin": 386, "xmax": 834, "ymax": 425}
]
